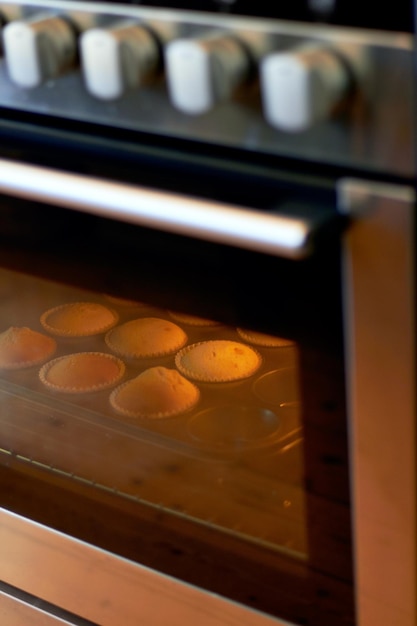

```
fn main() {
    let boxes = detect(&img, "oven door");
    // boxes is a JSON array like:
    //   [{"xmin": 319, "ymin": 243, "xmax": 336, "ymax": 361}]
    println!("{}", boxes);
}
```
[
  {"xmin": 0, "ymin": 101, "xmax": 414, "ymax": 626},
  {"xmin": 0, "ymin": 39, "xmax": 414, "ymax": 626},
  {"xmin": 0, "ymin": 125, "xmax": 354, "ymax": 626}
]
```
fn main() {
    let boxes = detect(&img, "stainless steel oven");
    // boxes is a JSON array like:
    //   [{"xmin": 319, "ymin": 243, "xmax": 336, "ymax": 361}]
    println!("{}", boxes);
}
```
[{"xmin": 0, "ymin": 2, "xmax": 415, "ymax": 626}]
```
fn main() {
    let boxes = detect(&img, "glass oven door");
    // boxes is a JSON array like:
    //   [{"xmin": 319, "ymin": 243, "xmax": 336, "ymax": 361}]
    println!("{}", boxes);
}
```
[{"xmin": 0, "ymin": 139, "xmax": 354, "ymax": 626}]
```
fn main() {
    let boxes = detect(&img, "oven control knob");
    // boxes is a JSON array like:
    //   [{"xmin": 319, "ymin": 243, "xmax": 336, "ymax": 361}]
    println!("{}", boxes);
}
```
[
  {"xmin": 165, "ymin": 32, "xmax": 257, "ymax": 115},
  {"xmin": 260, "ymin": 44, "xmax": 355, "ymax": 132},
  {"xmin": 80, "ymin": 21, "xmax": 173, "ymax": 100},
  {"xmin": 3, "ymin": 12, "xmax": 95, "ymax": 88}
]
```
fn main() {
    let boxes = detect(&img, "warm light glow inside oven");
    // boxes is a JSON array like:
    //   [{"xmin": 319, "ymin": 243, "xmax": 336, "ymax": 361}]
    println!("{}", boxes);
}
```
[{"xmin": 0, "ymin": 268, "xmax": 307, "ymax": 559}]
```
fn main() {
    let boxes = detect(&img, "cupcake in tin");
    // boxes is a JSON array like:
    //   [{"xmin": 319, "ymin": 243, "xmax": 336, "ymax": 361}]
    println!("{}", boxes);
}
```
[
  {"xmin": 41, "ymin": 302, "xmax": 118, "ymax": 337},
  {"xmin": 0, "ymin": 326, "xmax": 57, "ymax": 369},
  {"xmin": 110, "ymin": 366, "xmax": 200, "ymax": 419},
  {"xmin": 103, "ymin": 294, "xmax": 145, "ymax": 308},
  {"xmin": 39, "ymin": 352, "xmax": 125, "ymax": 393},
  {"xmin": 168, "ymin": 311, "xmax": 221, "ymax": 327},
  {"xmin": 236, "ymin": 328, "xmax": 295, "ymax": 348},
  {"xmin": 105, "ymin": 317, "xmax": 187, "ymax": 359},
  {"xmin": 175, "ymin": 340, "xmax": 262, "ymax": 383}
]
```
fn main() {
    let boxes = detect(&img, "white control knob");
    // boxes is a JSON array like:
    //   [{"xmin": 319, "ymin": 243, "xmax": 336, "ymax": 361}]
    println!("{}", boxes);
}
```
[
  {"xmin": 3, "ymin": 12, "xmax": 94, "ymax": 88},
  {"xmin": 165, "ymin": 32, "xmax": 251, "ymax": 115},
  {"xmin": 260, "ymin": 44, "xmax": 352, "ymax": 132},
  {"xmin": 80, "ymin": 22, "xmax": 162, "ymax": 101},
  {"xmin": 0, "ymin": 3, "xmax": 24, "ymax": 54}
]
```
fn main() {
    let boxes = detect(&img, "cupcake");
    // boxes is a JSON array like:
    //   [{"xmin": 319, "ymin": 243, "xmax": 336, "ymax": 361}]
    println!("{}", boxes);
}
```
[
  {"xmin": 168, "ymin": 311, "xmax": 221, "ymax": 327},
  {"xmin": 41, "ymin": 302, "xmax": 118, "ymax": 337},
  {"xmin": 110, "ymin": 366, "xmax": 200, "ymax": 418},
  {"xmin": 0, "ymin": 326, "xmax": 56, "ymax": 369},
  {"xmin": 105, "ymin": 317, "xmax": 187, "ymax": 359},
  {"xmin": 236, "ymin": 328, "xmax": 295, "ymax": 348},
  {"xmin": 103, "ymin": 294, "xmax": 145, "ymax": 307},
  {"xmin": 175, "ymin": 340, "xmax": 262, "ymax": 383},
  {"xmin": 39, "ymin": 352, "xmax": 125, "ymax": 393}
]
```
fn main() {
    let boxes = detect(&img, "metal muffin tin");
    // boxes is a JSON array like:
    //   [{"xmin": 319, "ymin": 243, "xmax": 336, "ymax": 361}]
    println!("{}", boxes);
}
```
[{"xmin": 0, "ymin": 269, "xmax": 306, "ymax": 556}]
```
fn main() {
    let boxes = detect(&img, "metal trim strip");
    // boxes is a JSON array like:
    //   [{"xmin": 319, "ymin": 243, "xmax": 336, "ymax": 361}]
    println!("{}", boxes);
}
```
[
  {"xmin": 3, "ymin": 0, "xmax": 414, "ymax": 48},
  {"xmin": 338, "ymin": 179, "xmax": 417, "ymax": 626},
  {"xmin": 0, "ymin": 507, "xmax": 292, "ymax": 626},
  {"xmin": 0, "ymin": 587, "xmax": 82, "ymax": 626}
]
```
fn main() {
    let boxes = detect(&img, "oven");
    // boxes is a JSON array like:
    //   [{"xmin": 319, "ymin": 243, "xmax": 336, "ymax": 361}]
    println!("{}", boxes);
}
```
[{"xmin": 0, "ymin": 1, "xmax": 415, "ymax": 626}]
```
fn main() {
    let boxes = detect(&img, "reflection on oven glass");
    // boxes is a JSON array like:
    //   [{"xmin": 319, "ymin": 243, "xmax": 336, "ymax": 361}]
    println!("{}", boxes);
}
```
[{"xmin": 0, "ymin": 268, "xmax": 306, "ymax": 558}]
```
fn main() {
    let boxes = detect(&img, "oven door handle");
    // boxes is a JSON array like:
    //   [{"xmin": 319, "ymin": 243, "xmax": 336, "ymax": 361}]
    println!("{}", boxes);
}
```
[{"xmin": 0, "ymin": 157, "xmax": 343, "ymax": 260}]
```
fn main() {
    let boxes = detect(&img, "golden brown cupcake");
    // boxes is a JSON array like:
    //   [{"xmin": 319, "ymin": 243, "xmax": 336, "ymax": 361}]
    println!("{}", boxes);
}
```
[
  {"xmin": 40, "ymin": 302, "xmax": 118, "ymax": 337},
  {"xmin": 103, "ymin": 294, "xmax": 145, "ymax": 307},
  {"xmin": 168, "ymin": 311, "xmax": 221, "ymax": 327},
  {"xmin": 175, "ymin": 340, "xmax": 262, "ymax": 383},
  {"xmin": 105, "ymin": 317, "xmax": 187, "ymax": 359},
  {"xmin": 110, "ymin": 366, "xmax": 200, "ymax": 418},
  {"xmin": 236, "ymin": 328, "xmax": 295, "ymax": 348},
  {"xmin": 0, "ymin": 326, "xmax": 57, "ymax": 369},
  {"xmin": 39, "ymin": 352, "xmax": 125, "ymax": 393}
]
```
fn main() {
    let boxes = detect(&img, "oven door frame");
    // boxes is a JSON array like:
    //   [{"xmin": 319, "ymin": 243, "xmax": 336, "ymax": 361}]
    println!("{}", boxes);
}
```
[{"xmin": 340, "ymin": 179, "xmax": 417, "ymax": 626}]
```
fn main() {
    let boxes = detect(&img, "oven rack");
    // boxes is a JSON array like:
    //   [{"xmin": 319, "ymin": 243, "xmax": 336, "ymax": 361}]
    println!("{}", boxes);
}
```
[{"xmin": 0, "ymin": 437, "xmax": 307, "ymax": 559}]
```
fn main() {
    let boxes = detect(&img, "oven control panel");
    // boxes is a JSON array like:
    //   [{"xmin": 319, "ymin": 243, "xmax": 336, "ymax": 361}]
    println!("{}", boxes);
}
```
[{"xmin": 0, "ymin": 1, "xmax": 413, "ymax": 176}]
